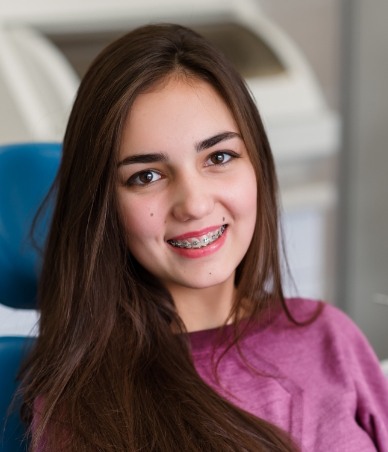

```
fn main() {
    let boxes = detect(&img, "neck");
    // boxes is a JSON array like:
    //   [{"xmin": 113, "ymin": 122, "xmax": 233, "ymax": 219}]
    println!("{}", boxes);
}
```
[{"xmin": 168, "ymin": 275, "xmax": 236, "ymax": 332}]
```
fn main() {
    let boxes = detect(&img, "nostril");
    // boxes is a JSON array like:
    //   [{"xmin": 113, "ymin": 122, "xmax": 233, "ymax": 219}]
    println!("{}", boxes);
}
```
[{"xmin": 171, "ymin": 189, "xmax": 215, "ymax": 222}]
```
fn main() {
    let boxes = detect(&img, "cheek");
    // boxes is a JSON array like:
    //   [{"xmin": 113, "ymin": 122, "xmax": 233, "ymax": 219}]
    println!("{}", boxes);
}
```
[
  {"xmin": 229, "ymin": 167, "xmax": 258, "ymax": 221},
  {"xmin": 237, "ymin": 171, "xmax": 258, "ymax": 257},
  {"xmin": 117, "ymin": 195, "xmax": 161, "ymax": 245}
]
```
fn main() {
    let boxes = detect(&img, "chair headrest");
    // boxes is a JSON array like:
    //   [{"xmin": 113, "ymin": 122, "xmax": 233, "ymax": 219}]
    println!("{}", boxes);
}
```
[{"xmin": 0, "ymin": 143, "xmax": 61, "ymax": 309}]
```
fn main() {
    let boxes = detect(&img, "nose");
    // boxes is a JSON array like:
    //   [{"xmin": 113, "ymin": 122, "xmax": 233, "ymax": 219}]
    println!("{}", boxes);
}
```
[{"xmin": 171, "ymin": 175, "xmax": 214, "ymax": 222}]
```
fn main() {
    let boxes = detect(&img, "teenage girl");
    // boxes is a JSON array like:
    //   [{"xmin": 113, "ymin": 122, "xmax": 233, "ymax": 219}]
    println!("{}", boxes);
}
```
[{"xmin": 21, "ymin": 24, "xmax": 388, "ymax": 451}]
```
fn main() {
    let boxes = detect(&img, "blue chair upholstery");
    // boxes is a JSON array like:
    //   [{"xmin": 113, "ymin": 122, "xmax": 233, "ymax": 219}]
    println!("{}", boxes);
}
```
[
  {"xmin": 0, "ymin": 143, "xmax": 60, "ymax": 452},
  {"xmin": 0, "ymin": 337, "xmax": 35, "ymax": 452},
  {"xmin": 0, "ymin": 142, "xmax": 61, "ymax": 309}
]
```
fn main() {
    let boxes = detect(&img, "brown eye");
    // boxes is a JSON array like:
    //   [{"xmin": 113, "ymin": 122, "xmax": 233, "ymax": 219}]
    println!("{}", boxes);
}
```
[
  {"xmin": 205, "ymin": 151, "xmax": 239, "ymax": 167},
  {"xmin": 139, "ymin": 171, "xmax": 155, "ymax": 184},
  {"xmin": 126, "ymin": 170, "xmax": 162, "ymax": 186},
  {"xmin": 211, "ymin": 153, "xmax": 226, "ymax": 164}
]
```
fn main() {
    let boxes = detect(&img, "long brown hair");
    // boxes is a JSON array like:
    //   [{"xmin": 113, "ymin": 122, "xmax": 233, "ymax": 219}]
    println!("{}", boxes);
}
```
[{"xmin": 21, "ymin": 24, "xmax": 300, "ymax": 451}]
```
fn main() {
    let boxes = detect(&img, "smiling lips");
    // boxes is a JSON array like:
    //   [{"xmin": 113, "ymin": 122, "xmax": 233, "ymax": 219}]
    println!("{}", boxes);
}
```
[{"xmin": 167, "ymin": 225, "xmax": 227, "ymax": 249}]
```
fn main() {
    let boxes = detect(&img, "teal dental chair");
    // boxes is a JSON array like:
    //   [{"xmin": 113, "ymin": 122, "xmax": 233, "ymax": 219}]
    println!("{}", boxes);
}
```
[{"xmin": 0, "ymin": 142, "xmax": 60, "ymax": 452}]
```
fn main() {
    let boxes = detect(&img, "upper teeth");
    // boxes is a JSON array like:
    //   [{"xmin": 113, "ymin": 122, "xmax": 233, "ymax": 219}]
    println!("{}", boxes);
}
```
[{"xmin": 168, "ymin": 225, "xmax": 226, "ymax": 249}]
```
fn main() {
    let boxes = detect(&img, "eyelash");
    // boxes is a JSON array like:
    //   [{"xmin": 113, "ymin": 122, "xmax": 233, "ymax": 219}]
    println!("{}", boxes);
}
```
[
  {"xmin": 125, "ymin": 170, "xmax": 162, "ymax": 187},
  {"xmin": 204, "ymin": 150, "xmax": 240, "ymax": 167},
  {"xmin": 124, "ymin": 151, "xmax": 240, "ymax": 187}
]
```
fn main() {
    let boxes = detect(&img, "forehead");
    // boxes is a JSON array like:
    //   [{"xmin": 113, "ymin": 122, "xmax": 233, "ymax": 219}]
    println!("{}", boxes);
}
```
[{"xmin": 119, "ymin": 76, "xmax": 239, "ymax": 157}]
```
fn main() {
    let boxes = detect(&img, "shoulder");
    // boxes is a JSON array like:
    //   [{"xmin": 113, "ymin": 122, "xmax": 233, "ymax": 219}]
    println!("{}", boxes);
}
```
[
  {"xmin": 285, "ymin": 297, "xmax": 362, "ymax": 336},
  {"xmin": 283, "ymin": 298, "xmax": 381, "ymax": 370}
]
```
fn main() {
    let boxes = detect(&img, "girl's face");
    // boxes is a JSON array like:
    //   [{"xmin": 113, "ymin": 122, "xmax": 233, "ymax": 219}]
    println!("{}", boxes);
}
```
[{"xmin": 117, "ymin": 76, "xmax": 257, "ymax": 312}]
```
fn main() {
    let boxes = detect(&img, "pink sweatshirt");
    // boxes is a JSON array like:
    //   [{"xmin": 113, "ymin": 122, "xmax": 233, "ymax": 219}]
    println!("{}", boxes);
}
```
[
  {"xmin": 190, "ymin": 298, "xmax": 388, "ymax": 451},
  {"xmin": 33, "ymin": 298, "xmax": 388, "ymax": 451}
]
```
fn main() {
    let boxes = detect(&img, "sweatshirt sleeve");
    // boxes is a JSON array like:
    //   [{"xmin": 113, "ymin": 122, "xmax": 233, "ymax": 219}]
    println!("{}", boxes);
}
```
[{"xmin": 332, "ymin": 306, "xmax": 388, "ymax": 451}]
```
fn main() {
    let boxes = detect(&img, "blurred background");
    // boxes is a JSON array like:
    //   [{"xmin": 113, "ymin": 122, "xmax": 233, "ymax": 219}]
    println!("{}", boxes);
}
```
[{"xmin": 0, "ymin": 0, "xmax": 387, "ymax": 360}]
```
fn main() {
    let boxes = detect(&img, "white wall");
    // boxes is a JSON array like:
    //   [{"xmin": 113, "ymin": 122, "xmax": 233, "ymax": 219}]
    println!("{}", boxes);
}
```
[{"xmin": 338, "ymin": 0, "xmax": 388, "ymax": 359}]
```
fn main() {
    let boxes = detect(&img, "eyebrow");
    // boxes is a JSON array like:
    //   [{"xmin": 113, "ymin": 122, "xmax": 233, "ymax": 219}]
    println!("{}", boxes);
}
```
[
  {"xmin": 117, "ymin": 131, "xmax": 241, "ymax": 167},
  {"xmin": 195, "ymin": 131, "xmax": 241, "ymax": 152},
  {"xmin": 117, "ymin": 152, "xmax": 168, "ymax": 167}
]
